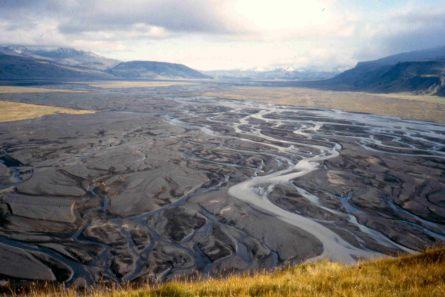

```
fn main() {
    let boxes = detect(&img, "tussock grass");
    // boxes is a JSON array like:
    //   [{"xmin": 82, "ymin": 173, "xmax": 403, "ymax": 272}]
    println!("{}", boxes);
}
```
[{"xmin": 9, "ymin": 247, "xmax": 445, "ymax": 297}]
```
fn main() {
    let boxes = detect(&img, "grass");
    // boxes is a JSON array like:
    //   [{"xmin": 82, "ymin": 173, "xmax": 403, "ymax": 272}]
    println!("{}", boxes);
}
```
[
  {"xmin": 0, "ymin": 100, "xmax": 94, "ymax": 123},
  {"xmin": 9, "ymin": 247, "xmax": 445, "ymax": 297},
  {"xmin": 204, "ymin": 86, "xmax": 445, "ymax": 123}
]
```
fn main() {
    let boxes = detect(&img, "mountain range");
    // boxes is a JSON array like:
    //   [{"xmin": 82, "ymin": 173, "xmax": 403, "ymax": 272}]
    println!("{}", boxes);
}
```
[
  {"xmin": 0, "ymin": 45, "xmax": 209, "ymax": 81},
  {"xmin": 205, "ymin": 68, "xmax": 338, "ymax": 81},
  {"xmin": 1, "ymin": 45, "xmax": 444, "ymax": 96}
]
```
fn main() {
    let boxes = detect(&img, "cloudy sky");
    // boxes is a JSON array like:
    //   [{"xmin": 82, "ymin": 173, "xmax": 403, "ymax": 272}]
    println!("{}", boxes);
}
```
[{"xmin": 0, "ymin": 0, "xmax": 444, "ymax": 70}]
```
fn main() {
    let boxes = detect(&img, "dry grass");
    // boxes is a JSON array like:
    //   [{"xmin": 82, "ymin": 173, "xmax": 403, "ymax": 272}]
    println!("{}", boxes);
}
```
[
  {"xmin": 204, "ymin": 86, "xmax": 445, "ymax": 123},
  {"xmin": 12, "ymin": 247, "xmax": 445, "ymax": 297},
  {"xmin": 0, "ymin": 100, "xmax": 94, "ymax": 123},
  {"xmin": 88, "ymin": 81, "xmax": 196, "ymax": 88},
  {"xmin": 0, "ymin": 86, "xmax": 85, "ymax": 94}
]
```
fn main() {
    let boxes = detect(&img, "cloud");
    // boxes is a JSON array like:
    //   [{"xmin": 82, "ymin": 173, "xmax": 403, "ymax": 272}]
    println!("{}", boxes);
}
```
[
  {"xmin": 0, "ymin": 0, "xmax": 444, "ymax": 70},
  {"xmin": 382, "ymin": 9, "xmax": 445, "ymax": 52},
  {"xmin": 0, "ymin": 0, "xmax": 243, "ymax": 36},
  {"xmin": 0, "ymin": 0, "xmax": 355, "ymax": 41},
  {"xmin": 355, "ymin": 4, "xmax": 445, "ymax": 60},
  {"xmin": 0, "ymin": 0, "xmax": 250, "ymax": 58}
]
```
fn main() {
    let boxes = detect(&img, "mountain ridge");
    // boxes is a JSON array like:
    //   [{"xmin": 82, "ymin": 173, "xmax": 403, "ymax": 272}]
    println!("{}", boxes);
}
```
[
  {"xmin": 0, "ymin": 45, "xmax": 209, "ymax": 81},
  {"xmin": 0, "ymin": 45, "xmax": 119, "ymax": 71},
  {"xmin": 0, "ymin": 53, "xmax": 115, "ymax": 81},
  {"xmin": 301, "ymin": 46, "xmax": 445, "ymax": 96}
]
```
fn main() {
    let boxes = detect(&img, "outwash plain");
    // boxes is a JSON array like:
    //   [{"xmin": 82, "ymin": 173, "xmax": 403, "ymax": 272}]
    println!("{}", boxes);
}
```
[{"xmin": 0, "ymin": 82, "xmax": 444, "ymax": 289}]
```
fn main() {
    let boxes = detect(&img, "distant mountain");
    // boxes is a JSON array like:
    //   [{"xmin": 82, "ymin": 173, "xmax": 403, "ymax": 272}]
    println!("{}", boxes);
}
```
[
  {"xmin": 109, "ymin": 61, "xmax": 210, "ymax": 79},
  {"xmin": 0, "ymin": 45, "xmax": 210, "ymax": 81},
  {"xmin": 304, "ymin": 46, "xmax": 445, "ymax": 96},
  {"xmin": 0, "ymin": 53, "xmax": 114, "ymax": 81},
  {"xmin": 205, "ymin": 68, "xmax": 338, "ymax": 81},
  {"xmin": 0, "ymin": 45, "xmax": 119, "ymax": 70}
]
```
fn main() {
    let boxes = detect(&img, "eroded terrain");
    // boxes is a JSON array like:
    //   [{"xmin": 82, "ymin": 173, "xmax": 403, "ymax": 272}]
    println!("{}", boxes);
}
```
[{"xmin": 0, "ymin": 83, "xmax": 444, "ymax": 286}]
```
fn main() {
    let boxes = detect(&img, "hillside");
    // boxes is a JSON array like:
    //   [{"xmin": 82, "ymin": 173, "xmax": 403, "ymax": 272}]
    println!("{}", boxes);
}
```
[
  {"xmin": 303, "ymin": 46, "xmax": 445, "ymax": 96},
  {"xmin": 6, "ymin": 247, "xmax": 445, "ymax": 297},
  {"xmin": 0, "ymin": 45, "xmax": 210, "ymax": 81},
  {"xmin": 109, "ymin": 61, "xmax": 211, "ymax": 79},
  {"xmin": 0, "ymin": 45, "xmax": 119, "ymax": 70},
  {"xmin": 325, "ymin": 60, "xmax": 445, "ymax": 93},
  {"xmin": 0, "ymin": 53, "xmax": 114, "ymax": 81}
]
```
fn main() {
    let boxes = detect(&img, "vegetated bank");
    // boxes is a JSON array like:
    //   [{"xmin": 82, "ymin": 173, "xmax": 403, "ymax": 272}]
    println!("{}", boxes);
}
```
[{"xmin": 5, "ymin": 247, "xmax": 444, "ymax": 297}]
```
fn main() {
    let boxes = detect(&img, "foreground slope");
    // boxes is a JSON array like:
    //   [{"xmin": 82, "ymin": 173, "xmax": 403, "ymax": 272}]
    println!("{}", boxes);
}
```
[{"xmin": 14, "ymin": 248, "xmax": 445, "ymax": 297}]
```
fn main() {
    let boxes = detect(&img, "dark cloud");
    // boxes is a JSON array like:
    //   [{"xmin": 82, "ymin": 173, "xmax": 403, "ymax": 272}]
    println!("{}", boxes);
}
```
[
  {"xmin": 58, "ymin": 0, "xmax": 238, "ymax": 34},
  {"xmin": 382, "ymin": 10, "xmax": 445, "ymax": 52},
  {"xmin": 0, "ymin": 0, "xmax": 239, "ymax": 35},
  {"xmin": 357, "ymin": 8, "xmax": 445, "ymax": 60}
]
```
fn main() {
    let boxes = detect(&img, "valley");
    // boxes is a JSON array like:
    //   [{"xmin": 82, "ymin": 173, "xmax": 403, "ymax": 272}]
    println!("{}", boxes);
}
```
[{"xmin": 0, "ymin": 83, "xmax": 444, "ymax": 286}]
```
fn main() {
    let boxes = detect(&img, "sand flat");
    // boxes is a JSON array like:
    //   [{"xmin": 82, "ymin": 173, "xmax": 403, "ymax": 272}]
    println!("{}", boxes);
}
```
[
  {"xmin": 88, "ymin": 80, "xmax": 196, "ymax": 88},
  {"xmin": 0, "ymin": 100, "xmax": 94, "ymax": 123},
  {"xmin": 0, "ymin": 86, "xmax": 86, "ymax": 94},
  {"xmin": 204, "ymin": 86, "xmax": 445, "ymax": 123}
]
